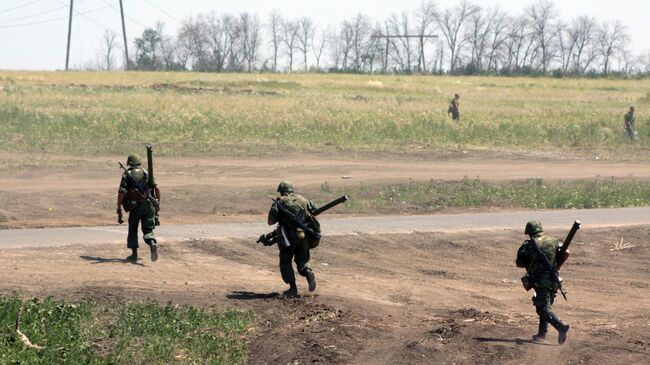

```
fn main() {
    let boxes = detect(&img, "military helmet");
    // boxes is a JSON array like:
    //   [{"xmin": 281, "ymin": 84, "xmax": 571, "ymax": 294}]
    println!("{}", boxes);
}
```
[
  {"xmin": 127, "ymin": 154, "xmax": 143, "ymax": 167},
  {"xmin": 525, "ymin": 221, "xmax": 543, "ymax": 235},
  {"xmin": 277, "ymin": 181, "xmax": 294, "ymax": 194},
  {"xmin": 630, "ymin": 105, "xmax": 635, "ymax": 111}
]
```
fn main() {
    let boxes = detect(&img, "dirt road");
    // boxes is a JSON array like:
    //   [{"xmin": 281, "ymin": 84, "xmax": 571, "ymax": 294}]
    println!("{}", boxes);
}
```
[
  {"xmin": 1, "ymin": 207, "xmax": 649, "ymax": 248},
  {"xmin": 0, "ymin": 226, "xmax": 647, "ymax": 364},
  {"xmin": 1, "ymin": 152, "xmax": 649, "ymax": 228}
]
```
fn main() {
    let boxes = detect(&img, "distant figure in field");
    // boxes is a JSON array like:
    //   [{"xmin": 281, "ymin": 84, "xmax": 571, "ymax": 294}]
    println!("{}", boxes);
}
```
[
  {"xmin": 624, "ymin": 105, "xmax": 637, "ymax": 141},
  {"xmin": 448, "ymin": 93, "xmax": 461, "ymax": 121}
]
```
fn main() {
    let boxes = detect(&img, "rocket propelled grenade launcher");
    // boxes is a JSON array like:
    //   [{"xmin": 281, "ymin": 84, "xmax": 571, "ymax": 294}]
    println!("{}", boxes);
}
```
[
  {"xmin": 146, "ymin": 144, "xmax": 155, "ymax": 189},
  {"xmin": 257, "ymin": 195, "xmax": 350, "ymax": 246}
]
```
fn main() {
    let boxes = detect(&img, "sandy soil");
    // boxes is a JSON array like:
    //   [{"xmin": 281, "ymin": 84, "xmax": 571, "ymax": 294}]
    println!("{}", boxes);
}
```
[
  {"xmin": 1, "ymin": 151, "xmax": 648, "ymax": 228},
  {"xmin": 1, "ymin": 226, "xmax": 647, "ymax": 364}
]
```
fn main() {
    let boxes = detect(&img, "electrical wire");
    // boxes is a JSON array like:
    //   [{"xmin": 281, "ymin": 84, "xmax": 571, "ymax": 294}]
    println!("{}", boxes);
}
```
[
  {"xmin": 0, "ymin": 1, "xmax": 105, "ymax": 30},
  {"xmin": 143, "ymin": 0, "xmax": 183, "ymax": 25},
  {"xmin": 99, "ymin": 0, "xmax": 148, "ymax": 29},
  {"xmin": 0, "ymin": 3, "xmax": 69, "ymax": 25},
  {"xmin": 0, "ymin": 0, "xmax": 45, "ymax": 14}
]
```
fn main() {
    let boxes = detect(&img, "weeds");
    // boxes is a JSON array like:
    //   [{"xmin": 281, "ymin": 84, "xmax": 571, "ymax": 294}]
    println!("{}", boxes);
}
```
[
  {"xmin": 314, "ymin": 178, "xmax": 650, "ymax": 213},
  {"xmin": 0, "ymin": 72, "xmax": 648, "ymax": 155},
  {"xmin": 0, "ymin": 295, "xmax": 252, "ymax": 364}
]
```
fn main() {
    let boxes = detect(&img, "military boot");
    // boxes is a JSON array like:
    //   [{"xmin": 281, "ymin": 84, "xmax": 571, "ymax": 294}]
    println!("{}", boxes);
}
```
[
  {"xmin": 305, "ymin": 269, "xmax": 316, "ymax": 292},
  {"xmin": 532, "ymin": 318, "xmax": 548, "ymax": 342},
  {"xmin": 548, "ymin": 314, "xmax": 570, "ymax": 345},
  {"xmin": 147, "ymin": 240, "xmax": 158, "ymax": 262},
  {"xmin": 283, "ymin": 282, "xmax": 298, "ymax": 298},
  {"xmin": 126, "ymin": 249, "xmax": 138, "ymax": 262}
]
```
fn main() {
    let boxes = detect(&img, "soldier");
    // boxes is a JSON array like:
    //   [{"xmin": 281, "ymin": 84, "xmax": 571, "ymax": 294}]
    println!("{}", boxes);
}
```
[
  {"xmin": 267, "ymin": 181, "xmax": 318, "ymax": 298},
  {"xmin": 516, "ymin": 221, "xmax": 570, "ymax": 344},
  {"xmin": 448, "ymin": 93, "xmax": 461, "ymax": 121},
  {"xmin": 116, "ymin": 154, "xmax": 161, "ymax": 262},
  {"xmin": 624, "ymin": 105, "xmax": 637, "ymax": 140}
]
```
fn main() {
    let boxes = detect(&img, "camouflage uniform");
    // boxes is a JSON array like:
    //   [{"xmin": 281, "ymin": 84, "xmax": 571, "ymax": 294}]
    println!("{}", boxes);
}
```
[
  {"xmin": 118, "ymin": 156, "xmax": 157, "ymax": 251},
  {"xmin": 449, "ymin": 95, "xmax": 460, "ymax": 121},
  {"xmin": 516, "ymin": 221, "xmax": 570, "ymax": 344},
  {"xmin": 268, "ymin": 182, "xmax": 318, "ymax": 296},
  {"xmin": 624, "ymin": 108, "xmax": 637, "ymax": 140}
]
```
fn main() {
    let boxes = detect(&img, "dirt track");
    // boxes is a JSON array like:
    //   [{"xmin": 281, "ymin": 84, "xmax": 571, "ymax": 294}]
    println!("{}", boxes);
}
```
[
  {"xmin": 1, "ymin": 152, "xmax": 649, "ymax": 228},
  {"xmin": 0, "ymin": 226, "xmax": 647, "ymax": 364}
]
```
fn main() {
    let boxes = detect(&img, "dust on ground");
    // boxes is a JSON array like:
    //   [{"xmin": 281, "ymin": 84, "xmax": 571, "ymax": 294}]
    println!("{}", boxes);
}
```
[
  {"xmin": 1, "ymin": 226, "xmax": 647, "ymax": 364},
  {"xmin": 1, "ymin": 151, "xmax": 648, "ymax": 228}
]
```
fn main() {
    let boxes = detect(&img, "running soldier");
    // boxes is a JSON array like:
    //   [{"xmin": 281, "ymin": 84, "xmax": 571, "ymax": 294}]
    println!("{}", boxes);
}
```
[{"xmin": 266, "ymin": 181, "xmax": 318, "ymax": 298}]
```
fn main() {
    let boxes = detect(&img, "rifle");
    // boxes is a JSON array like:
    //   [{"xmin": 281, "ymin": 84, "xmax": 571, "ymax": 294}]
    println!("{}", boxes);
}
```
[
  {"xmin": 257, "ymin": 195, "xmax": 349, "ymax": 246},
  {"xmin": 118, "ymin": 162, "xmax": 160, "ymax": 211},
  {"xmin": 527, "ymin": 220, "xmax": 581, "ymax": 301}
]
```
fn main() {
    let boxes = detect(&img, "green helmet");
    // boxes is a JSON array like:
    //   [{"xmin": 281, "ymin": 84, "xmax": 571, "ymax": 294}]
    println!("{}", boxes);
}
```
[
  {"xmin": 525, "ymin": 221, "xmax": 543, "ymax": 236},
  {"xmin": 127, "ymin": 154, "xmax": 143, "ymax": 167},
  {"xmin": 277, "ymin": 181, "xmax": 294, "ymax": 194}
]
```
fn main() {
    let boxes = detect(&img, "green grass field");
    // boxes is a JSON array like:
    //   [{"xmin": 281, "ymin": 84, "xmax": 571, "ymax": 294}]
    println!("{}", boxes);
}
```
[
  {"xmin": 317, "ymin": 177, "xmax": 650, "ymax": 213},
  {"xmin": 0, "ymin": 295, "xmax": 252, "ymax": 364},
  {"xmin": 0, "ymin": 71, "xmax": 648, "ymax": 156}
]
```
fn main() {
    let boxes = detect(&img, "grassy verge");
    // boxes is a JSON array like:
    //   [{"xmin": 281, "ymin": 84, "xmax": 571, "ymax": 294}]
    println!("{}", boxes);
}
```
[
  {"xmin": 317, "ymin": 178, "xmax": 650, "ymax": 213},
  {"xmin": 0, "ymin": 72, "xmax": 648, "ymax": 156},
  {"xmin": 0, "ymin": 295, "xmax": 252, "ymax": 364}
]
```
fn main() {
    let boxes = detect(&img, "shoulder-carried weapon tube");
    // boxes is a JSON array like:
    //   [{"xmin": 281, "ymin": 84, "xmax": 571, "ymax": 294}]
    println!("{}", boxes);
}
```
[
  {"xmin": 146, "ymin": 144, "xmax": 155, "ymax": 189},
  {"xmin": 558, "ymin": 220, "xmax": 581, "ymax": 270},
  {"xmin": 257, "ymin": 195, "xmax": 349, "ymax": 245}
]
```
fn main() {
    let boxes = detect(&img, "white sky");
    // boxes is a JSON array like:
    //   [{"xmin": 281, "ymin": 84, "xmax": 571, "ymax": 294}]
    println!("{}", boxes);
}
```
[{"xmin": 0, "ymin": 0, "xmax": 648, "ymax": 70}]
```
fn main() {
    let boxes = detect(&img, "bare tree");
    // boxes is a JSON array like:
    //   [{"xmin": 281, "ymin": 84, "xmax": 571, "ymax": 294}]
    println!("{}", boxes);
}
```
[
  {"xmin": 99, "ymin": 30, "xmax": 118, "ymax": 70},
  {"xmin": 526, "ymin": 0, "xmax": 560, "ymax": 73},
  {"xmin": 485, "ymin": 8, "xmax": 509, "ymax": 72},
  {"xmin": 283, "ymin": 20, "xmax": 300, "ymax": 72},
  {"xmin": 347, "ymin": 13, "xmax": 372, "ymax": 71},
  {"xmin": 296, "ymin": 17, "xmax": 315, "ymax": 72},
  {"xmin": 598, "ymin": 20, "xmax": 629, "ymax": 74},
  {"xmin": 178, "ymin": 15, "xmax": 209, "ymax": 70},
  {"xmin": 239, "ymin": 12, "xmax": 261, "ymax": 72},
  {"xmin": 415, "ymin": 1, "xmax": 438, "ymax": 72},
  {"xmin": 434, "ymin": 0, "xmax": 479, "ymax": 72},
  {"xmin": 267, "ymin": 10, "xmax": 283, "ymax": 72},
  {"xmin": 312, "ymin": 28, "xmax": 328, "ymax": 70}
]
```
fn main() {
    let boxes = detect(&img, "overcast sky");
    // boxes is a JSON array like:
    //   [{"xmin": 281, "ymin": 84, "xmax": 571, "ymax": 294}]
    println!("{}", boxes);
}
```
[{"xmin": 0, "ymin": 0, "xmax": 648, "ymax": 70}]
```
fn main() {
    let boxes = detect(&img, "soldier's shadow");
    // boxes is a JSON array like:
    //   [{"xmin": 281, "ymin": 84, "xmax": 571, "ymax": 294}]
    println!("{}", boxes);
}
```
[
  {"xmin": 79, "ymin": 255, "xmax": 145, "ymax": 267},
  {"xmin": 474, "ymin": 337, "xmax": 556, "ymax": 346},
  {"xmin": 226, "ymin": 291, "xmax": 280, "ymax": 300}
]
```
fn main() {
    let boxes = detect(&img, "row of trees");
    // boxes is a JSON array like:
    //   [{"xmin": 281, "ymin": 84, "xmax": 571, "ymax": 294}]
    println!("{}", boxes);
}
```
[{"xmin": 96, "ymin": 0, "xmax": 650, "ymax": 77}]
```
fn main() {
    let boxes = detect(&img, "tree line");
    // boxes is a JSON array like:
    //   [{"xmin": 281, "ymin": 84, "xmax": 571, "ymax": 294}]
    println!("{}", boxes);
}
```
[{"xmin": 95, "ymin": 0, "xmax": 650, "ymax": 77}]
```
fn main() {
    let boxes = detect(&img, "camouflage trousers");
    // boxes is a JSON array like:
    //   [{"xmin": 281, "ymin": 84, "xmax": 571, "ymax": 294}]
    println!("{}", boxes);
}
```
[
  {"xmin": 533, "ymin": 286, "xmax": 557, "ymax": 319},
  {"xmin": 278, "ymin": 236, "xmax": 312, "ymax": 284},
  {"xmin": 127, "ymin": 201, "xmax": 156, "ymax": 249}
]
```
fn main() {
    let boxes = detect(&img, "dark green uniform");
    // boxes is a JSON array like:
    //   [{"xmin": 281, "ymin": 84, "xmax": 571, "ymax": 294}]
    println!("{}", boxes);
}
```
[
  {"xmin": 449, "ymin": 97, "xmax": 460, "ymax": 121},
  {"xmin": 516, "ymin": 231, "xmax": 569, "ymax": 343},
  {"xmin": 119, "ymin": 167, "xmax": 157, "ymax": 249},
  {"xmin": 268, "ymin": 193, "xmax": 317, "ymax": 284},
  {"xmin": 624, "ymin": 110, "xmax": 637, "ymax": 140}
]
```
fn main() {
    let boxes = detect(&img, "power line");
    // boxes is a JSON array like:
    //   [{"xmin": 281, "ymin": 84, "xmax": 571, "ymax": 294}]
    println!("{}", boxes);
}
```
[
  {"xmin": 55, "ymin": 0, "xmax": 117, "ymax": 33},
  {"xmin": 0, "ymin": 3, "xmax": 69, "ymax": 25},
  {"xmin": 0, "ymin": 0, "xmax": 45, "ymax": 14},
  {"xmin": 143, "ymin": 0, "xmax": 183, "ymax": 25},
  {"xmin": 0, "ymin": 2, "xmax": 105, "ymax": 30},
  {"xmin": 99, "ymin": 0, "xmax": 147, "ymax": 29}
]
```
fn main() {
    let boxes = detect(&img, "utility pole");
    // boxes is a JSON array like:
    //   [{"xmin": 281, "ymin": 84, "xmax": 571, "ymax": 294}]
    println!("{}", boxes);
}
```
[
  {"xmin": 119, "ymin": 0, "xmax": 129, "ymax": 70},
  {"xmin": 65, "ymin": 0, "xmax": 74, "ymax": 70}
]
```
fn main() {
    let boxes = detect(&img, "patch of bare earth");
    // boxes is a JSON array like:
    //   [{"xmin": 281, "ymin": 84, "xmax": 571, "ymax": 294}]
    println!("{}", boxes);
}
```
[{"xmin": 0, "ymin": 226, "xmax": 648, "ymax": 364}]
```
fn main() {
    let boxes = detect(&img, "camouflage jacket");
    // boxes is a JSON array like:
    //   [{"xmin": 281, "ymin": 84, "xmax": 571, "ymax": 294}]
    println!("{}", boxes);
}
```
[
  {"xmin": 624, "ymin": 111, "xmax": 635, "ymax": 126},
  {"xmin": 268, "ymin": 193, "xmax": 317, "ymax": 230},
  {"xmin": 516, "ymin": 235, "xmax": 561, "ymax": 288}
]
